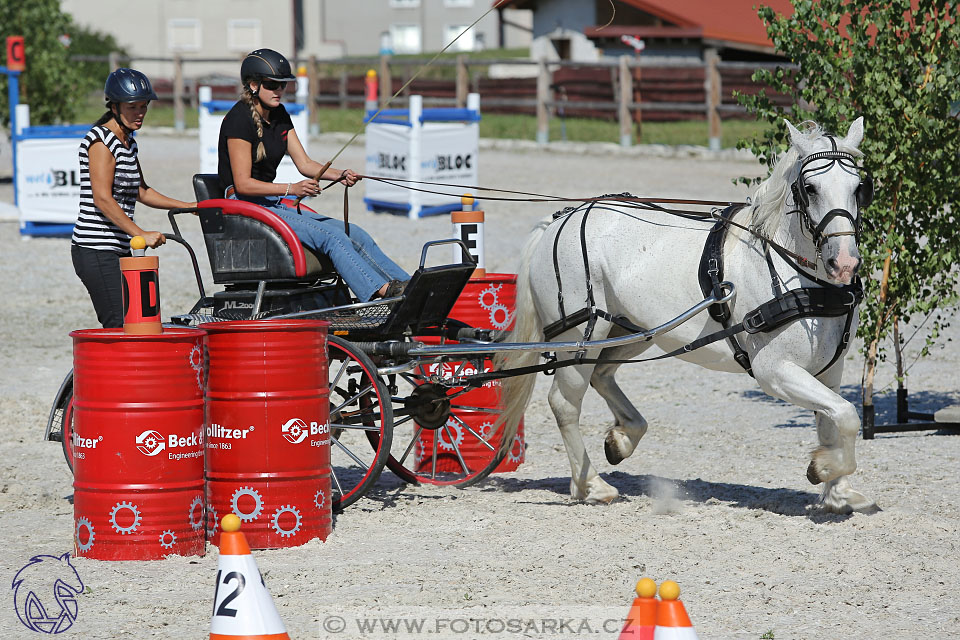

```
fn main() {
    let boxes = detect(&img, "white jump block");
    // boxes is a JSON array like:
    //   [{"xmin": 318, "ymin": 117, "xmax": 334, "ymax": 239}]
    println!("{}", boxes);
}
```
[{"xmin": 933, "ymin": 405, "xmax": 960, "ymax": 423}]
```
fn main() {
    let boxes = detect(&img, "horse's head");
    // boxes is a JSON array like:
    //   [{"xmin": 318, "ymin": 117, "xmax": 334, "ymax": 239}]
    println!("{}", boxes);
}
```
[{"xmin": 783, "ymin": 117, "xmax": 872, "ymax": 285}]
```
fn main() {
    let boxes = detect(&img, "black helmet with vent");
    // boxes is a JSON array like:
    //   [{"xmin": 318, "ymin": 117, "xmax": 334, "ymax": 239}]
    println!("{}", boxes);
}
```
[
  {"xmin": 240, "ymin": 49, "xmax": 295, "ymax": 84},
  {"xmin": 104, "ymin": 68, "xmax": 158, "ymax": 103}
]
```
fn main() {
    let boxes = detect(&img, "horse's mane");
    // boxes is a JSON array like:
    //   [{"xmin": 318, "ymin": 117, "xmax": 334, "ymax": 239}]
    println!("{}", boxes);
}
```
[{"xmin": 738, "ymin": 121, "xmax": 863, "ymax": 242}]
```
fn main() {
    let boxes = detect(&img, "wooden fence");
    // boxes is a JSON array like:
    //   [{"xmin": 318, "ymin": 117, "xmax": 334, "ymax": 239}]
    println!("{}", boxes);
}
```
[{"xmin": 74, "ymin": 52, "xmax": 795, "ymax": 147}]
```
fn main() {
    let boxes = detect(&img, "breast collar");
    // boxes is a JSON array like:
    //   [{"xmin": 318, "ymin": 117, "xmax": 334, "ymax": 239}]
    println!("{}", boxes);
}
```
[{"xmin": 698, "ymin": 204, "xmax": 863, "ymax": 377}]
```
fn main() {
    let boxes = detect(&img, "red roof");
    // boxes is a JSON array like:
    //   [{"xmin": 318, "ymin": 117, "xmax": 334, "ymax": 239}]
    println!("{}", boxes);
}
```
[
  {"xmin": 614, "ymin": 0, "xmax": 794, "ymax": 49},
  {"xmin": 499, "ymin": 0, "xmax": 795, "ymax": 51}
]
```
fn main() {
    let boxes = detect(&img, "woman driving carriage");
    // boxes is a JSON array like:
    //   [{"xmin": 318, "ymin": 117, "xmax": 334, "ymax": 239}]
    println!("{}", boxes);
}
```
[
  {"xmin": 72, "ymin": 68, "xmax": 195, "ymax": 328},
  {"xmin": 218, "ymin": 48, "xmax": 410, "ymax": 302}
]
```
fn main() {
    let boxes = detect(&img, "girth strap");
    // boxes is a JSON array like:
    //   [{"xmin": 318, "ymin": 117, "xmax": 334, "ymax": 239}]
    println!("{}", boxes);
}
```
[{"xmin": 698, "ymin": 204, "xmax": 754, "ymax": 375}]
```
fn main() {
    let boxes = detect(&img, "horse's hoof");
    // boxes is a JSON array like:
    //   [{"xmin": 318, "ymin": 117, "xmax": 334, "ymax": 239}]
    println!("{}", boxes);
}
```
[
  {"xmin": 806, "ymin": 460, "xmax": 822, "ymax": 485},
  {"xmin": 604, "ymin": 434, "xmax": 625, "ymax": 465}
]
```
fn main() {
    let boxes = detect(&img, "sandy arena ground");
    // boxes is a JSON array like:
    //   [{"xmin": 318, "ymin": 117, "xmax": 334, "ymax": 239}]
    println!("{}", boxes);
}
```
[{"xmin": 1, "ymin": 131, "xmax": 958, "ymax": 639}]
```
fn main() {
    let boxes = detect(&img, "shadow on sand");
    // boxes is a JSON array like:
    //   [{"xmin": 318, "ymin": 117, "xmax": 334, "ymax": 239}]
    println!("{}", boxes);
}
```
[{"xmin": 476, "ymin": 472, "xmax": 855, "ymax": 522}]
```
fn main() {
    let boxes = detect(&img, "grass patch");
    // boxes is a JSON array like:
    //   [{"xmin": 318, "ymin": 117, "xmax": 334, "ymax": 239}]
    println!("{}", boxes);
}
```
[
  {"xmin": 311, "ymin": 107, "xmax": 770, "ymax": 148},
  {"xmin": 69, "ymin": 94, "xmax": 770, "ymax": 149}
]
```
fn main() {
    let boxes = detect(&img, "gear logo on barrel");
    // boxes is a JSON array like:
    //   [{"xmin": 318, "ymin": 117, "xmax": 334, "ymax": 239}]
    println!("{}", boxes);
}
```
[
  {"xmin": 188, "ymin": 343, "xmax": 204, "ymax": 391},
  {"xmin": 507, "ymin": 433, "xmax": 525, "ymax": 464},
  {"xmin": 477, "ymin": 284, "xmax": 512, "ymax": 330},
  {"xmin": 438, "ymin": 418, "xmax": 464, "ymax": 452},
  {"xmin": 206, "ymin": 507, "xmax": 219, "ymax": 539},
  {"xmin": 135, "ymin": 429, "xmax": 166, "ymax": 457},
  {"xmin": 230, "ymin": 487, "xmax": 264, "ymax": 522},
  {"xmin": 75, "ymin": 518, "xmax": 95, "ymax": 553},
  {"xmin": 281, "ymin": 418, "xmax": 309, "ymax": 444},
  {"xmin": 271, "ymin": 505, "xmax": 302, "ymax": 538},
  {"xmin": 478, "ymin": 284, "xmax": 501, "ymax": 310},
  {"xmin": 109, "ymin": 501, "xmax": 142, "ymax": 535},
  {"xmin": 159, "ymin": 530, "xmax": 177, "ymax": 550},
  {"xmin": 188, "ymin": 495, "xmax": 204, "ymax": 531}
]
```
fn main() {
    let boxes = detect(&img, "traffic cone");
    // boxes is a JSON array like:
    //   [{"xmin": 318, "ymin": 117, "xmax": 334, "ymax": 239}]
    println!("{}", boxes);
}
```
[
  {"xmin": 210, "ymin": 515, "xmax": 290, "ymax": 640},
  {"xmin": 619, "ymin": 577, "xmax": 658, "ymax": 639},
  {"xmin": 653, "ymin": 581, "xmax": 698, "ymax": 640}
]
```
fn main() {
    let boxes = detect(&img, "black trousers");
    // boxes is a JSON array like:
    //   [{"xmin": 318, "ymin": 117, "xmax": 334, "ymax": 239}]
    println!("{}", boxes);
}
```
[{"xmin": 71, "ymin": 244, "xmax": 129, "ymax": 328}]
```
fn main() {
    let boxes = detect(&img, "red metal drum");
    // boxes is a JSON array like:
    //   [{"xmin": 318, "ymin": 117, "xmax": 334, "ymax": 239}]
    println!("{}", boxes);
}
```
[
  {"xmin": 416, "ymin": 273, "xmax": 525, "ymax": 473},
  {"xmin": 202, "ymin": 320, "xmax": 331, "ymax": 549},
  {"xmin": 71, "ymin": 327, "xmax": 206, "ymax": 561}
]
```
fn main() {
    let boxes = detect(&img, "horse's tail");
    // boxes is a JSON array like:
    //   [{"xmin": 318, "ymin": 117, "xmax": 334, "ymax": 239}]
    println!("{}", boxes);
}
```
[{"xmin": 494, "ymin": 217, "xmax": 550, "ymax": 456}]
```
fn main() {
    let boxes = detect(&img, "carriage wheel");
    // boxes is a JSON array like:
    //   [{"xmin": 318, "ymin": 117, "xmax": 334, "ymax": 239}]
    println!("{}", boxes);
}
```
[
  {"xmin": 46, "ymin": 370, "xmax": 75, "ymax": 472},
  {"xmin": 327, "ymin": 336, "xmax": 393, "ymax": 511},
  {"xmin": 383, "ymin": 344, "xmax": 509, "ymax": 487}
]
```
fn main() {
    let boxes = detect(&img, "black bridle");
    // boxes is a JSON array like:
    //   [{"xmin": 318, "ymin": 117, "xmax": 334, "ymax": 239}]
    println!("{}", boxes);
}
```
[{"xmin": 788, "ymin": 136, "xmax": 874, "ymax": 251}]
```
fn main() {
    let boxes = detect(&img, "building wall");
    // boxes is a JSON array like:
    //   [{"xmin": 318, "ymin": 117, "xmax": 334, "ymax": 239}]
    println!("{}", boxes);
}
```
[
  {"xmin": 62, "ymin": 0, "xmax": 294, "ymax": 80},
  {"xmin": 302, "ymin": 0, "xmax": 532, "ymax": 58},
  {"xmin": 62, "ymin": 0, "xmax": 532, "ymax": 83}
]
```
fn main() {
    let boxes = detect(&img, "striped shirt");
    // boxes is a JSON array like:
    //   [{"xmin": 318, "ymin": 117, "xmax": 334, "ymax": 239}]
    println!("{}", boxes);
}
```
[{"xmin": 72, "ymin": 125, "xmax": 141, "ymax": 252}]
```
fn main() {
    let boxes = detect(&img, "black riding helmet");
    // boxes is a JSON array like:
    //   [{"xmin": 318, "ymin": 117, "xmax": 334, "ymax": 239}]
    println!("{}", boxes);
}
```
[
  {"xmin": 240, "ymin": 49, "xmax": 296, "ymax": 85},
  {"xmin": 104, "ymin": 68, "xmax": 158, "ymax": 103}
]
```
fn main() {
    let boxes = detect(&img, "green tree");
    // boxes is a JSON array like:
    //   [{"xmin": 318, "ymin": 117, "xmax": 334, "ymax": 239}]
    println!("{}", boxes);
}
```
[
  {"xmin": 735, "ymin": 0, "xmax": 960, "ymax": 416},
  {"xmin": 0, "ymin": 0, "xmax": 85, "ymax": 129}
]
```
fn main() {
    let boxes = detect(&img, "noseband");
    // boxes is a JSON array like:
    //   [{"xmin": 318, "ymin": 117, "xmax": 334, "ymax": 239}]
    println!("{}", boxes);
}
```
[{"xmin": 789, "ymin": 136, "xmax": 874, "ymax": 250}]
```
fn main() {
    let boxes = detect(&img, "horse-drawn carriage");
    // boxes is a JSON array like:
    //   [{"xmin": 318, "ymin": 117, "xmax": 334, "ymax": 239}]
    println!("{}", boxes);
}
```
[{"xmin": 46, "ymin": 117, "xmax": 881, "ymax": 515}]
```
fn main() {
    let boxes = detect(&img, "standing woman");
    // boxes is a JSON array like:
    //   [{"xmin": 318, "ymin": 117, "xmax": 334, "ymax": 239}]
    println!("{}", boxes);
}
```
[
  {"xmin": 71, "ymin": 68, "xmax": 194, "ymax": 328},
  {"xmin": 219, "ymin": 49, "xmax": 409, "ymax": 302}
]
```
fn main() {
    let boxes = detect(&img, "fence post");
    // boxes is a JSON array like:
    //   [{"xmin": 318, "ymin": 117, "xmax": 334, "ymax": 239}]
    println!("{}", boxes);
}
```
[
  {"xmin": 173, "ymin": 54, "xmax": 184, "ymax": 131},
  {"xmin": 338, "ymin": 69, "xmax": 348, "ymax": 110},
  {"xmin": 705, "ymin": 47, "xmax": 722, "ymax": 151},
  {"xmin": 456, "ymin": 54, "xmax": 468, "ymax": 108},
  {"xmin": 618, "ymin": 55, "xmax": 633, "ymax": 147},
  {"xmin": 379, "ymin": 55, "xmax": 391, "ymax": 108},
  {"xmin": 536, "ymin": 59, "xmax": 550, "ymax": 144},
  {"xmin": 108, "ymin": 51, "xmax": 121, "ymax": 71},
  {"xmin": 308, "ymin": 55, "xmax": 319, "ymax": 135}
]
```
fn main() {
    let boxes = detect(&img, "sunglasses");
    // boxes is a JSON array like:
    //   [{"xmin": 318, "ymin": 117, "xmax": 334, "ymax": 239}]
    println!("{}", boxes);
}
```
[{"xmin": 261, "ymin": 80, "xmax": 287, "ymax": 91}]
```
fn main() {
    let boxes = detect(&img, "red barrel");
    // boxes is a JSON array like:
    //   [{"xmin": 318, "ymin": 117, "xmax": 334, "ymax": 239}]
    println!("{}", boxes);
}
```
[
  {"xmin": 71, "ymin": 327, "xmax": 206, "ymax": 560},
  {"xmin": 417, "ymin": 273, "xmax": 525, "ymax": 472},
  {"xmin": 202, "ymin": 320, "xmax": 331, "ymax": 549}
]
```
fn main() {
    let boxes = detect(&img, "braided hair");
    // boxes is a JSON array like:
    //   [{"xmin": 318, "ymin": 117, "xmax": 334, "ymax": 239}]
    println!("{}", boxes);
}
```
[{"xmin": 239, "ymin": 88, "xmax": 267, "ymax": 162}]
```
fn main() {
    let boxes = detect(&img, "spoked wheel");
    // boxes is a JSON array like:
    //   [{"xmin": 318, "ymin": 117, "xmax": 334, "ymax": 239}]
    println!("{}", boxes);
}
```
[
  {"xmin": 384, "ymin": 348, "xmax": 509, "ymax": 487},
  {"xmin": 327, "ymin": 336, "xmax": 393, "ymax": 511},
  {"xmin": 45, "ymin": 370, "xmax": 75, "ymax": 472}
]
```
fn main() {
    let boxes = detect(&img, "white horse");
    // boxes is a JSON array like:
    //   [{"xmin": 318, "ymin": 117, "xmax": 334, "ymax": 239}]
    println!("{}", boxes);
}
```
[{"xmin": 496, "ymin": 117, "xmax": 877, "ymax": 514}]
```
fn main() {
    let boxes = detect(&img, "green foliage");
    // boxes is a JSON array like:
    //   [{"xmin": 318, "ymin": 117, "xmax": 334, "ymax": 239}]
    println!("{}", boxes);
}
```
[
  {"xmin": 0, "ymin": 0, "xmax": 86, "ymax": 128},
  {"xmin": 735, "ymin": 0, "xmax": 960, "ymax": 365}
]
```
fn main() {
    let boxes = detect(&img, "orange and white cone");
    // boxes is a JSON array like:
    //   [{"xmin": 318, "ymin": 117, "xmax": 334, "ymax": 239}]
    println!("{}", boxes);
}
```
[
  {"xmin": 619, "ymin": 577, "xmax": 658, "ymax": 639},
  {"xmin": 210, "ymin": 515, "xmax": 290, "ymax": 640},
  {"xmin": 653, "ymin": 580, "xmax": 698, "ymax": 640}
]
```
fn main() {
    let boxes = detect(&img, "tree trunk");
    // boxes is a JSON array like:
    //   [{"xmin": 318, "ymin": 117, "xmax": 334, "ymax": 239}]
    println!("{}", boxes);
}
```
[{"xmin": 862, "ymin": 179, "xmax": 902, "ymax": 437}]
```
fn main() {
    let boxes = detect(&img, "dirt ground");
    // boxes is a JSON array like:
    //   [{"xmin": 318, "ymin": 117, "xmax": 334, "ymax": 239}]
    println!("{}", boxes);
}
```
[{"xmin": 1, "ymin": 130, "xmax": 958, "ymax": 639}]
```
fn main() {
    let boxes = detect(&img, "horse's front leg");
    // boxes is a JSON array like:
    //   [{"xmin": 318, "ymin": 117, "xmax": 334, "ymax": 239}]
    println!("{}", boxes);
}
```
[
  {"xmin": 591, "ymin": 340, "xmax": 655, "ymax": 465},
  {"xmin": 753, "ymin": 359, "xmax": 877, "ymax": 514},
  {"xmin": 549, "ymin": 363, "xmax": 619, "ymax": 504}
]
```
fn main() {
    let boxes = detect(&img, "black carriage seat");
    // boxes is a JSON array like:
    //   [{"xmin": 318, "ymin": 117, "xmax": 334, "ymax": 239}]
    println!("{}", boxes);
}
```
[{"xmin": 192, "ymin": 174, "xmax": 337, "ymax": 284}]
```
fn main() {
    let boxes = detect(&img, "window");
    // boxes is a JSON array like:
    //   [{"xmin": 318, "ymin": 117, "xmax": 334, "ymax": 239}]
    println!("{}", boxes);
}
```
[
  {"xmin": 443, "ymin": 25, "xmax": 475, "ymax": 52},
  {"xmin": 389, "ymin": 0, "xmax": 420, "ymax": 7},
  {"xmin": 390, "ymin": 24, "xmax": 421, "ymax": 54},
  {"xmin": 167, "ymin": 19, "xmax": 201, "ymax": 52},
  {"xmin": 227, "ymin": 19, "xmax": 262, "ymax": 52},
  {"xmin": 444, "ymin": 0, "xmax": 474, "ymax": 6}
]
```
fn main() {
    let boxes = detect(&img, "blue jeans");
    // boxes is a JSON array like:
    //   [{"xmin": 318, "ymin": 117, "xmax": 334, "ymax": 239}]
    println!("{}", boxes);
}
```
[{"xmin": 231, "ymin": 195, "xmax": 409, "ymax": 302}]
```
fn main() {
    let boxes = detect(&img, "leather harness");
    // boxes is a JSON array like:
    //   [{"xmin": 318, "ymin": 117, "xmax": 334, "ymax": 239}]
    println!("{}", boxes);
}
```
[{"xmin": 533, "ymin": 198, "xmax": 863, "ymax": 379}]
